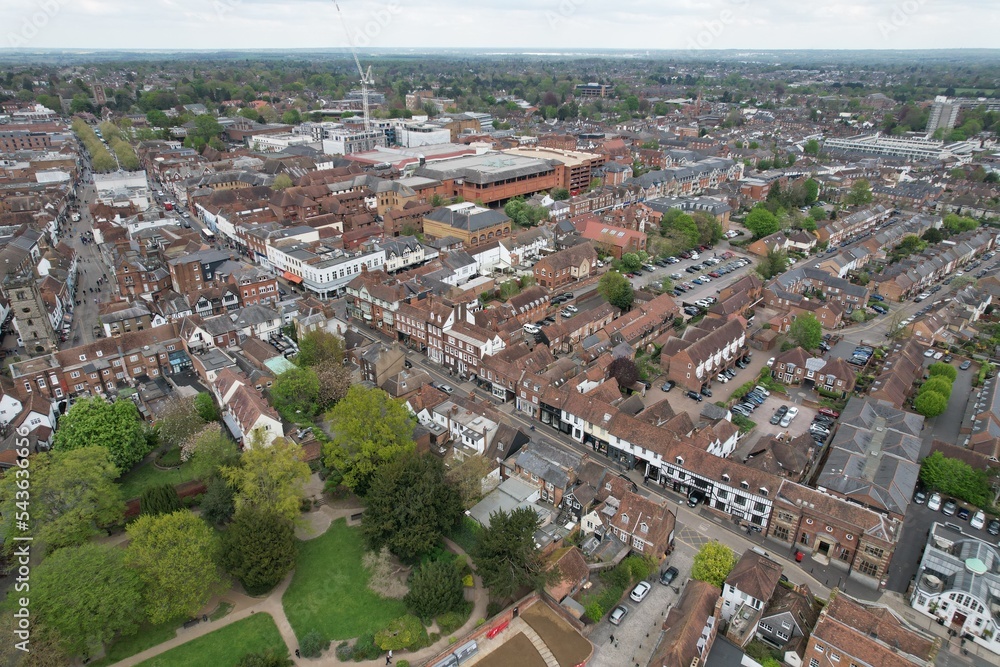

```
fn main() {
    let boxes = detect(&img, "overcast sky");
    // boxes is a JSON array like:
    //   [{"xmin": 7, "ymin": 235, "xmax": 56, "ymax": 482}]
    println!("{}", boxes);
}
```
[{"xmin": 2, "ymin": 0, "xmax": 998, "ymax": 51}]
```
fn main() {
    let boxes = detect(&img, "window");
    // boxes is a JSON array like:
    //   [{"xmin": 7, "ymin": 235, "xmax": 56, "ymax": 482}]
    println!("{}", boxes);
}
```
[
  {"xmin": 759, "ymin": 623, "xmax": 773, "ymax": 633},
  {"xmin": 814, "ymin": 644, "xmax": 825, "ymax": 653},
  {"xmin": 830, "ymin": 652, "xmax": 840, "ymax": 662},
  {"xmin": 773, "ymin": 526, "xmax": 789, "ymax": 540},
  {"xmin": 863, "ymin": 545, "xmax": 884, "ymax": 559},
  {"xmin": 858, "ymin": 560, "xmax": 879, "ymax": 577},
  {"xmin": 810, "ymin": 660, "xmax": 819, "ymax": 667},
  {"xmin": 70, "ymin": 371, "xmax": 80, "ymax": 378}
]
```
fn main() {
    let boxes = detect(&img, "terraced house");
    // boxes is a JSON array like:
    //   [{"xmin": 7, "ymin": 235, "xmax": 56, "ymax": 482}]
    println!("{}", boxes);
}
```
[{"xmin": 658, "ymin": 317, "xmax": 747, "ymax": 392}]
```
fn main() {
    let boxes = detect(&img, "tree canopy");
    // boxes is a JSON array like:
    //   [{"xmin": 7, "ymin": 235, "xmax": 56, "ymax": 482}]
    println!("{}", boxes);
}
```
[
  {"xmin": 0, "ymin": 447, "xmax": 124, "ymax": 555},
  {"xmin": 323, "ymin": 386, "xmax": 416, "ymax": 496},
  {"xmin": 221, "ymin": 438, "xmax": 310, "ymax": 523},
  {"xmin": 221, "ymin": 508, "xmax": 298, "ymax": 595},
  {"xmin": 154, "ymin": 396, "xmax": 206, "ymax": 451},
  {"xmin": 788, "ymin": 313, "xmax": 822, "ymax": 350},
  {"xmin": 473, "ymin": 507, "xmax": 551, "ymax": 600},
  {"xmin": 756, "ymin": 247, "xmax": 789, "ymax": 280},
  {"xmin": 125, "ymin": 511, "xmax": 224, "ymax": 624},
  {"xmin": 295, "ymin": 329, "xmax": 345, "ymax": 368},
  {"xmin": 598, "ymin": 271, "xmax": 634, "ymax": 311},
  {"xmin": 52, "ymin": 397, "xmax": 151, "ymax": 473},
  {"xmin": 271, "ymin": 366, "xmax": 321, "ymax": 421},
  {"xmin": 608, "ymin": 357, "xmax": 640, "ymax": 390},
  {"xmin": 744, "ymin": 205, "xmax": 780, "ymax": 238},
  {"xmin": 928, "ymin": 362, "xmax": 958, "ymax": 382},
  {"xmin": 33, "ymin": 543, "xmax": 144, "ymax": 655},
  {"xmin": 404, "ymin": 559, "xmax": 465, "ymax": 620},
  {"xmin": 362, "ymin": 453, "xmax": 463, "ymax": 563},
  {"xmin": 691, "ymin": 541, "xmax": 736, "ymax": 588},
  {"xmin": 194, "ymin": 392, "xmax": 220, "ymax": 422},
  {"xmin": 919, "ymin": 451, "xmax": 991, "ymax": 507},
  {"xmin": 182, "ymin": 423, "xmax": 240, "ymax": 480},
  {"xmin": 845, "ymin": 178, "xmax": 873, "ymax": 206},
  {"xmin": 914, "ymin": 390, "xmax": 948, "ymax": 418}
]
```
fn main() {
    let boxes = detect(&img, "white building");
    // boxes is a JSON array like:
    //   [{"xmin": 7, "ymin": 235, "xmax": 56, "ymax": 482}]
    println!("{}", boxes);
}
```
[
  {"xmin": 267, "ymin": 241, "xmax": 386, "ymax": 298},
  {"xmin": 823, "ymin": 133, "xmax": 975, "ymax": 161},
  {"xmin": 910, "ymin": 521, "xmax": 1000, "ymax": 656},
  {"xmin": 397, "ymin": 124, "xmax": 451, "ymax": 148},
  {"xmin": 93, "ymin": 171, "xmax": 150, "ymax": 209},
  {"xmin": 249, "ymin": 133, "xmax": 317, "ymax": 153},
  {"xmin": 321, "ymin": 128, "xmax": 388, "ymax": 155}
]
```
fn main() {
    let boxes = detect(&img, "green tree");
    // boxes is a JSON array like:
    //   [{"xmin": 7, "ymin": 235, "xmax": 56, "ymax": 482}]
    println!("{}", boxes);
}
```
[
  {"xmin": 191, "ymin": 114, "xmax": 222, "ymax": 146},
  {"xmin": 445, "ymin": 454, "xmax": 493, "ymax": 508},
  {"xmin": 914, "ymin": 390, "xmax": 948, "ymax": 418},
  {"xmin": 33, "ymin": 543, "xmax": 144, "ymax": 655},
  {"xmin": 789, "ymin": 313, "xmax": 822, "ymax": 350},
  {"xmin": 200, "ymin": 476, "xmax": 236, "ymax": 525},
  {"xmin": 550, "ymin": 187, "xmax": 570, "ymax": 201},
  {"xmin": 756, "ymin": 247, "xmax": 789, "ymax": 280},
  {"xmin": 183, "ymin": 423, "xmax": 240, "ymax": 480},
  {"xmin": 295, "ymin": 329, "xmax": 345, "ymax": 367},
  {"xmin": 236, "ymin": 650, "xmax": 293, "ymax": 667},
  {"xmin": 315, "ymin": 358, "xmax": 352, "ymax": 410},
  {"xmin": 845, "ymin": 178, "xmax": 873, "ymax": 206},
  {"xmin": 194, "ymin": 392, "xmax": 219, "ymax": 422},
  {"xmin": 619, "ymin": 252, "xmax": 642, "ymax": 273},
  {"xmin": 125, "ymin": 511, "xmax": 225, "ymax": 624},
  {"xmin": 921, "ymin": 377, "xmax": 953, "ymax": 400},
  {"xmin": 659, "ymin": 209, "xmax": 701, "ymax": 250},
  {"xmin": 404, "ymin": 558, "xmax": 465, "ymax": 619},
  {"xmin": 281, "ymin": 109, "xmax": 302, "ymax": 125},
  {"xmin": 139, "ymin": 483, "xmax": 182, "ymax": 516},
  {"xmin": 919, "ymin": 451, "xmax": 991, "ymax": 506},
  {"xmin": 922, "ymin": 227, "xmax": 945, "ymax": 244},
  {"xmin": 598, "ymin": 271, "xmax": 635, "ymax": 310},
  {"xmin": 744, "ymin": 205, "xmax": 780, "ymax": 238},
  {"xmin": 942, "ymin": 213, "xmax": 978, "ymax": 235},
  {"xmin": 221, "ymin": 508, "xmax": 298, "ymax": 595},
  {"xmin": 375, "ymin": 614, "xmax": 427, "ymax": 651},
  {"xmin": 474, "ymin": 507, "xmax": 552, "ymax": 601},
  {"xmin": 271, "ymin": 366, "xmax": 321, "ymax": 421},
  {"xmin": 803, "ymin": 139, "xmax": 821, "ymax": 156},
  {"xmin": 272, "ymin": 173, "xmax": 293, "ymax": 190},
  {"xmin": 691, "ymin": 541, "xmax": 736, "ymax": 588},
  {"xmin": 809, "ymin": 206, "xmax": 827, "ymax": 222},
  {"xmin": 362, "ymin": 453, "xmax": 463, "ymax": 563},
  {"xmin": 323, "ymin": 386, "xmax": 417, "ymax": 496},
  {"xmin": 928, "ymin": 362, "xmax": 958, "ymax": 382},
  {"xmin": 222, "ymin": 438, "xmax": 311, "ymax": 523},
  {"xmin": 52, "ymin": 397, "xmax": 151, "ymax": 474},
  {"xmin": 0, "ymin": 447, "xmax": 124, "ymax": 555},
  {"xmin": 802, "ymin": 178, "xmax": 820, "ymax": 205}
]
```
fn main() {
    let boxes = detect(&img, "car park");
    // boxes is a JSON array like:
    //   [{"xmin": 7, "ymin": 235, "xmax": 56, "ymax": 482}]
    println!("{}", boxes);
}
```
[
  {"xmin": 609, "ymin": 605, "xmax": 629, "ymax": 625},
  {"xmin": 630, "ymin": 581, "xmax": 652, "ymax": 602},
  {"xmin": 927, "ymin": 493, "xmax": 942, "ymax": 511}
]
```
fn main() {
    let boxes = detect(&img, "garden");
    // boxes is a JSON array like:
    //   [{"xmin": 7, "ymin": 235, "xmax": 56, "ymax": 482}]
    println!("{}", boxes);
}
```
[{"xmin": 134, "ymin": 613, "xmax": 288, "ymax": 667}]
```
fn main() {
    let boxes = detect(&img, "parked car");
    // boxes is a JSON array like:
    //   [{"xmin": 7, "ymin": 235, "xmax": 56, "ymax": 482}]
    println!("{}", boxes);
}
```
[
  {"xmin": 766, "ymin": 357, "xmax": 775, "ymax": 367},
  {"xmin": 988, "ymin": 519, "xmax": 1000, "ymax": 536},
  {"xmin": 779, "ymin": 407, "xmax": 799, "ymax": 428},
  {"xmin": 927, "ymin": 493, "xmax": 942, "ymax": 511},
  {"xmin": 971, "ymin": 510, "xmax": 986, "ymax": 531},
  {"xmin": 523, "ymin": 324, "xmax": 540, "ymax": 334},
  {"xmin": 630, "ymin": 581, "xmax": 652, "ymax": 603},
  {"xmin": 770, "ymin": 406, "xmax": 788, "ymax": 425},
  {"xmin": 960, "ymin": 360, "xmax": 972, "ymax": 370},
  {"xmin": 661, "ymin": 381, "xmax": 675, "ymax": 392},
  {"xmin": 733, "ymin": 405, "xmax": 753, "ymax": 417},
  {"xmin": 438, "ymin": 384, "xmax": 455, "ymax": 395},
  {"xmin": 659, "ymin": 566, "xmax": 679, "ymax": 585},
  {"xmin": 933, "ymin": 351, "xmax": 944, "ymax": 360},
  {"xmin": 700, "ymin": 386, "xmax": 712, "ymax": 397},
  {"xmin": 818, "ymin": 408, "xmax": 840, "ymax": 418},
  {"xmin": 686, "ymin": 390, "xmax": 703, "ymax": 402},
  {"xmin": 716, "ymin": 373, "xmax": 730, "ymax": 383},
  {"xmin": 957, "ymin": 507, "xmax": 971, "ymax": 521},
  {"xmin": 942, "ymin": 499, "xmax": 958, "ymax": 516},
  {"xmin": 609, "ymin": 605, "xmax": 629, "ymax": 625}
]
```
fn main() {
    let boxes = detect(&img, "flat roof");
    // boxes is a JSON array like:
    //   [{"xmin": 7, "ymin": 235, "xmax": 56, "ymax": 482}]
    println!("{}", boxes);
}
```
[
  {"xmin": 414, "ymin": 152, "xmax": 555, "ymax": 185},
  {"xmin": 503, "ymin": 146, "xmax": 602, "ymax": 168}
]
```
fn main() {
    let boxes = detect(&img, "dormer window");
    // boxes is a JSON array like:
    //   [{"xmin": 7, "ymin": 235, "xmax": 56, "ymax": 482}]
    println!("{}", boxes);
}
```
[
  {"xmin": 620, "ymin": 513, "xmax": 629, "ymax": 525},
  {"xmin": 675, "ymin": 456, "xmax": 684, "ymax": 466},
  {"xmin": 741, "ymin": 481, "xmax": 749, "ymax": 490},
  {"xmin": 640, "ymin": 522, "xmax": 649, "ymax": 533},
  {"xmin": 722, "ymin": 474, "xmax": 730, "ymax": 483},
  {"xmin": 760, "ymin": 487, "xmax": 769, "ymax": 497}
]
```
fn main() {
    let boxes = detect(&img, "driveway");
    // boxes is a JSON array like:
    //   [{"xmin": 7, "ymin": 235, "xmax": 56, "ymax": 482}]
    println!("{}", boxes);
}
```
[{"xmin": 586, "ymin": 544, "xmax": 695, "ymax": 667}]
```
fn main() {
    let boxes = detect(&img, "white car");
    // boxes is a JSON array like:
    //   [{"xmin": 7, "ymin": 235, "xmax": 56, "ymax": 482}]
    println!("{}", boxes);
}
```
[
  {"xmin": 754, "ymin": 385, "xmax": 770, "ymax": 397},
  {"xmin": 629, "ymin": 581, "xmax": 651, "ymax": 603},
  {"xmin": 927, "ymin": 492, "xmax": 942, "ymax": 512},
  {"xmin": 717, "ymin": 373, "xmax": 730, "ymax": 383},
  {"xmin": 766, "ymin": 357, "xmax": 775, "ymax": 368},
  {"xmin": 923, "ymin": 349, "xmax": 935, "ymax": 358},
  {"xmin": 670, "ymin": 272, "xmax": 683, "ymax": 280},
  {"xmin": 523, "ymin": 324, "xmax": 540, "ymax": 334},
  {"xmin": 971, "ymin": 510, "xmax": 986, "ymax": 531},
  {"xmin": 779, "ymin": 406, "xmax": 799, "ymax": 428},
  {"xmin": 933, "ymin": 351, "xmax": 944, "ymax": 360}
]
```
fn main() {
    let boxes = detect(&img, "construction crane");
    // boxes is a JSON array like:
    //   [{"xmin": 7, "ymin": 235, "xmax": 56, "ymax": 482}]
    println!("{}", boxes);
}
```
[{"xmin": 333, "ymin": 1, "xmax": 374, "ymax": 133}]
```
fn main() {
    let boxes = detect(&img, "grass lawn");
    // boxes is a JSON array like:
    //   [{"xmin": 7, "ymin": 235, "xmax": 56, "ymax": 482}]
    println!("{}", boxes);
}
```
[
  {"xmin": 282, "ymin": 518, "xmax": 407, "ymax": 641},
  {"xmin": 118, "ymin": 460, "xmax": 199, "ymax": 501},
  {"xmin": 88, "ymin": 620, "xmax": 180, "ymax": 667},
  {"xmin": 135, "ymin": 613, "xmax": 287, "ymax": 667}
]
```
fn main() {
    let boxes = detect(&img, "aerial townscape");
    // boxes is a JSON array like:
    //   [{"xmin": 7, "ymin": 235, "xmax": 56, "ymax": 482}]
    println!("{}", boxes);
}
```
[{"xmin": 1, "ymin": 3, "xmax": 1000, "ymax": 667}]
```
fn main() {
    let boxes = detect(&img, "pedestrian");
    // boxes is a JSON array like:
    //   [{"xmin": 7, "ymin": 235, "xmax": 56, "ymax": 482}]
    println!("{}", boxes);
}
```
[
  {"xmin": 609, "ymin": 633, "xmax": 615, "ymax": 644},
  {"xmin": 295, "ymin": 648, "xmax": 301, "ymax": 658},
  {"xmin": 386, "ymin": 649, "xmax": 393, "ymax": 664}
]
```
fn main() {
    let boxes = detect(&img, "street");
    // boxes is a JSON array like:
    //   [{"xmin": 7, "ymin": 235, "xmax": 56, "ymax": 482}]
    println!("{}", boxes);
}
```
[{"xmin": 66, "ymin": 177, "xmax": 114, "ymax": 347}]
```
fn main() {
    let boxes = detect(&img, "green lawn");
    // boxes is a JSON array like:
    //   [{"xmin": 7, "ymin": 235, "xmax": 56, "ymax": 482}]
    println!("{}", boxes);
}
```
[
  {"xmin": 89, "ymin": 620, "xmax": 181, "ymax": 667},
  {"xmin": 282, "ymin": 518, "xmax": 407, "ymax": 641},
  {"xmin": 135, "ymin": 613, "xmax": 287, "ymax": 667},
  {"xmin": 118, "ymin": 460, "xmax": 199, "ymax": 501}
]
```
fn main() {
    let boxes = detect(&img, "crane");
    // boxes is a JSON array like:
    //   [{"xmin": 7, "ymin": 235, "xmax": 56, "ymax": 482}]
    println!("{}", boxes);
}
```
[{"xmin": 333, "ymin": 1, "xmax": 374, "ymax": 133}]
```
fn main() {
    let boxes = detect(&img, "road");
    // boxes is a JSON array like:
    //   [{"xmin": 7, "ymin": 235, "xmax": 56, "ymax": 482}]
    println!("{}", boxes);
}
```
[{"xmin": 66, "ymin": 162, "xmax": 115, "ymax": 347}]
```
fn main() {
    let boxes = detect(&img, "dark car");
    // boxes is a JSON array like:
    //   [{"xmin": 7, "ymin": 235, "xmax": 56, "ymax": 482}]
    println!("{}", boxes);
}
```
[
  {"xmin": 562, "ymin": 293, "xmax": 574, "ymax": 300},
  {"xmin": 988, "ymin": 519, "xmax": 1000, "ymax": 536},
  {"xmin": 943, "ymin": 354, "xmax": 953, "ymax": 363},
  {"xmin": 958, "ymin": 507, "xmax": 972, "ymax": 521},
  {"xmin": 913, "ymin": 489, "xmax": 927, "ymax": 504},
  {"xmin": 661, "ymin": 380, "xmax": 675, "ymax": 392},
  {"xmin": 686, "ymin": 390, "xmax": 703, "ymax": 402},
  {"xmin": 659, "ymin": 566, "xmax": 679, "ymax": 585},
  {"xmin": 700, "ymin": 386, "xmax": 712, "ymax": 397}
]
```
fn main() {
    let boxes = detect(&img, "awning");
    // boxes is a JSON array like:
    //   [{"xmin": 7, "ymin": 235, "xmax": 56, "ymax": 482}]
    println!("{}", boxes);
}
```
[{"xmin": 282, "ymin": 271, "xmax": 303, "ymax": 284}]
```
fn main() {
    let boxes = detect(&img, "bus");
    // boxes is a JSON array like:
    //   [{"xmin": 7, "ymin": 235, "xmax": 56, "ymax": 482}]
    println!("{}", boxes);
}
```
[{"xmin": 200, "ymin": 228, "xmax": 216, "ymax": 243}]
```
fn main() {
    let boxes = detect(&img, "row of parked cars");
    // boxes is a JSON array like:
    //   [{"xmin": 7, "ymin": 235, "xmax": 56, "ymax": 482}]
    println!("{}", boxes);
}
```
[
  {"xmin": 847, "ymin": 345, "xmax": 874, "ymax": 367},
  {"xmin": 806, "ymin": 410, "xmax": 839, "ymax": 445},
  {"xmin": 608, "ymin": 565, "xmax": 681, "ymax": 626},
  {"xmin": 918, "ymin": 490, "xmax": 1000, "ymax": 535},
  {"xmin": 733, "ymin": 385, "xmax": 775, "ymax": 419}
]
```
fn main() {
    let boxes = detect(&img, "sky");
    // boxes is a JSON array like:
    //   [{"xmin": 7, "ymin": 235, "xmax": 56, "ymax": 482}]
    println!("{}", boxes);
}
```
[{"xmin": 2, "ymin": 0, "xmax": 999, "ymax": 52}]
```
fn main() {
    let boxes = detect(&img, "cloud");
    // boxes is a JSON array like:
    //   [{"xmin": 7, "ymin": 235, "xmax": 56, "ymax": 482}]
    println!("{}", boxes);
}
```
[{"xmin": 1, "ymin": 0, "xmax": 998, "ymax": 50}]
